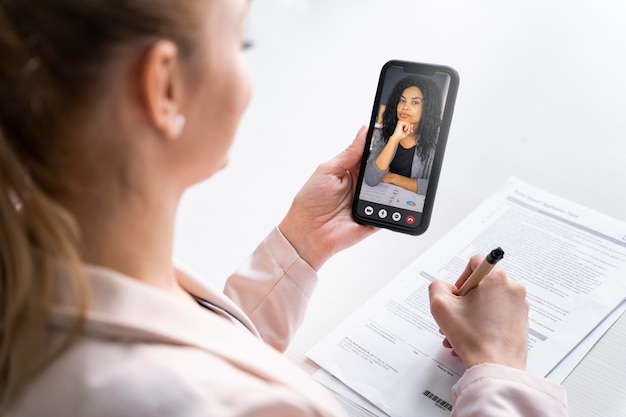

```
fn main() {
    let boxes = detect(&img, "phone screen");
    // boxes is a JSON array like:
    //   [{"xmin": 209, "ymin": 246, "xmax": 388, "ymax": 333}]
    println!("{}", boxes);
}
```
[{"xmin": 352, "ymin": 60, "xmax": 459, "ymax": 235}]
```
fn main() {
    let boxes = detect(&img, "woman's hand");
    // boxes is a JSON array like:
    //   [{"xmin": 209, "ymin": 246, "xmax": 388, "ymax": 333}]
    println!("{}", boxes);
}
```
[
  {"xmin": 374, "ymin": 121, "xmax": 413, "ymax": 172},
  {"xmin": 391, "ymin": 120, "xmax": 414, "ymax": 141},
  {"xmin": 278, "ymin": 126, "xmax": 378, "ymax": 271},
  {"xmin": 429, "ymin": 254, "xmax": 529, "ymax": 370}
]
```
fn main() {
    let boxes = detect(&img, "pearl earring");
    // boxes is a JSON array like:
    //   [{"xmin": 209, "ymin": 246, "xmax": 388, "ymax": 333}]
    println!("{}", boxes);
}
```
[{"xmin": 172, "ymin": 114, "xmax": 186, "ymax": 136}]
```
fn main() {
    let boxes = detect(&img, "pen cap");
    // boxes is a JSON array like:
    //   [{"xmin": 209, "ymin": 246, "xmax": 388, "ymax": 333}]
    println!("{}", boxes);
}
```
[{"xmin": 486, "ymin": 247, "xmax": 504, "ymax": 264}]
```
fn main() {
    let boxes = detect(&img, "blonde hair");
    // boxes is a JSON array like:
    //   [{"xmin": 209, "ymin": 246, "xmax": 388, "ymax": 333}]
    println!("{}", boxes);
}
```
[{"xmin": 0, "ymin": 0, "xmax": 201, "ymax": 410}]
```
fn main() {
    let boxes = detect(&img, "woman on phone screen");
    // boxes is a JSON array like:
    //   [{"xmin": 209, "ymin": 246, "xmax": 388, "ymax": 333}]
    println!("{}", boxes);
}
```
[{"xmin": 364, "ymin": 75, "xmax": 442, "ymax": 195}]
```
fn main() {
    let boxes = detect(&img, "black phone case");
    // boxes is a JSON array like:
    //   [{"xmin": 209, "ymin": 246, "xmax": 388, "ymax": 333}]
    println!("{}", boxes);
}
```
[{"xmin": 352, "ymin": 60, "xmax": 459, "ymax": 235}]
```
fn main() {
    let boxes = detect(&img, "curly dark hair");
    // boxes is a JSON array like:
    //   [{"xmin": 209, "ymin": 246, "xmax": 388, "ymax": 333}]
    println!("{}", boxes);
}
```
[{"xmin": 381, "ymin": 75, "xmax": 442, "ymax": 161}]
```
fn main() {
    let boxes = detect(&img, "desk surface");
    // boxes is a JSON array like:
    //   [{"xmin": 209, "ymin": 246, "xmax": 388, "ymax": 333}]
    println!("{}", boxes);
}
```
[{"xmin": 174, "ymin": 1, "xmax": 626, "ymax": 415}]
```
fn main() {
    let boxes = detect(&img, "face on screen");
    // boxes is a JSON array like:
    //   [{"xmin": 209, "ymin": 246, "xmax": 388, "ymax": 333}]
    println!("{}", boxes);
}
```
[{"xmin": 352, "ymin": 61, "xmax": 459, "ymax": 235}]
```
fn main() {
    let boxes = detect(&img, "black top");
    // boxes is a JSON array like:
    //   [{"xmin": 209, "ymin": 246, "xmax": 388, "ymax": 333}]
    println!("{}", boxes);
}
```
[{"xmin": 389, "ymin": 144, "xmax": 415, "ymax": 178}]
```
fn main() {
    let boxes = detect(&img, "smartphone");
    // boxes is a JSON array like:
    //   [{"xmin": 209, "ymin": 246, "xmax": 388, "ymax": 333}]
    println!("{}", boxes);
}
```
[{"xmin": 352, "ymin": 60, "xmax": 459, "ymax": 235}]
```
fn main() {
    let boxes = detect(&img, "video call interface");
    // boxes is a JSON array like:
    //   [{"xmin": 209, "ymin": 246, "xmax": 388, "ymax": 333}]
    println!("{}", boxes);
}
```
[{"xmin": 356, "ymin": 65, "xmax": 452, "ymax": 228}]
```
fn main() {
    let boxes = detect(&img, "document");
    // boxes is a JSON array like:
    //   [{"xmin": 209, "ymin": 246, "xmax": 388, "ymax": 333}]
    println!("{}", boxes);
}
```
[
  {"xmin": 307, "ymin": 177, "xmax": 626, "ymax": 417},
  {"xmin": 359, "ymin": 182, "xmax": 425, "ymax": 212}
]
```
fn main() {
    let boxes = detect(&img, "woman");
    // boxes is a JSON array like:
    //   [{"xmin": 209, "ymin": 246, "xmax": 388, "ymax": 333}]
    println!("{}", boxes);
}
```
[
  {"xmin": 364, "ymin": 75, "xmax": 442, "ymax": 195},
  {"xmin": 0, "ymin": 0, "xmax": 567, "ymax": 416}
]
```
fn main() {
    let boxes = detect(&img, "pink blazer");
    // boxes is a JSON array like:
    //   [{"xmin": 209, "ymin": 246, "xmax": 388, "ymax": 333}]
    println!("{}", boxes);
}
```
[{"xmin": 9, "ymin": 228, "xmax": 567, "ymax": 417}]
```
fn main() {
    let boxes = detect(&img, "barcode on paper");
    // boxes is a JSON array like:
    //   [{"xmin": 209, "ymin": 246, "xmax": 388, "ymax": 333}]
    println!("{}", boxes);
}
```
[{"xmin": 422, "ymin": 389, "xmax": 453, "ymax": 411}]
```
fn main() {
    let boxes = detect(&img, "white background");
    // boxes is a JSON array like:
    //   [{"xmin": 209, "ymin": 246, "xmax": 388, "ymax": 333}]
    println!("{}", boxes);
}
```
[{"xmin": 174, "ymin": 1, "xmax": 626, "ymax": 415}]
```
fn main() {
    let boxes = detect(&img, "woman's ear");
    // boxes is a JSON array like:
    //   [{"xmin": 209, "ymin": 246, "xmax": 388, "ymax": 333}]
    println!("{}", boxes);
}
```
[{"xmin": 140, "ymin": 40, "xmax": 186, "ymax": 139}]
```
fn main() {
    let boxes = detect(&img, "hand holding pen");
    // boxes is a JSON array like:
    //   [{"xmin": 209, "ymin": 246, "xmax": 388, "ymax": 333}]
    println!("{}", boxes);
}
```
[
  {"xmin": 429, "ymin": 248, "xmax": 530, "ymax": 370},
  {"xmin": 456, "ymin": 247, "xmax": 505, "ymax": 296}
]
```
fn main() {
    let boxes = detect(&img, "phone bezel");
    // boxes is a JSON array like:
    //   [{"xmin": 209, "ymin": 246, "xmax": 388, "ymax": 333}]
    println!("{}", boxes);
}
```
[{"xmin": 352, "ymin": 60, "xmax": 460, "ymax": 235}]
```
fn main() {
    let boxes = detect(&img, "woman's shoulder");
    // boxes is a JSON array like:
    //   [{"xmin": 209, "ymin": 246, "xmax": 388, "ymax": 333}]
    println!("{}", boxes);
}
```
[
  {"xmin": 368, "ymin": 127, "xmax": 385, "ymax": 150},
  {"xmin": 12, "ymin": 331, "xmax": 347, "ymax": 417},
  {"xmin": 10, "ymin": 336, "xmax": 263, "ymax": 416}
]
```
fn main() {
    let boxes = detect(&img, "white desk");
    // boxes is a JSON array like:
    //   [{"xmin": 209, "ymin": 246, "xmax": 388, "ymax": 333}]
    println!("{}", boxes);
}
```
[{"xmin": 174, "ymin": 1, "xmax": 626, "ymax": 415}]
